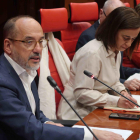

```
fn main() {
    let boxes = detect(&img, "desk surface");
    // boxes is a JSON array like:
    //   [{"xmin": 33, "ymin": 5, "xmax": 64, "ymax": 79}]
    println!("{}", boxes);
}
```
[{"xmin": 76, "ymin": 91, "xmax": 140, "ymax": 140}]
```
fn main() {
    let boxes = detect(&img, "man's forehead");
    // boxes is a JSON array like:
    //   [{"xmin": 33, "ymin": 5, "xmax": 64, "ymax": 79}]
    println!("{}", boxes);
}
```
[
  {"xmin": 16, "ymin": 18, "xmax": 38, "ymax": 29},
  {"xmin": 15, "ymin": 18, "xmax": 43, "ymax": 37}
]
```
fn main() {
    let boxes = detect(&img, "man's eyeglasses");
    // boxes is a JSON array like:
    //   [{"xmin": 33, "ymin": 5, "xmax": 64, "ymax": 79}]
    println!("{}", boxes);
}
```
[
  {"xmin": 103, "ymin": 10, "xmax": 107, "ymax": 17},
  {"xmin": 8, "ymin": 38, "xmax": 48, "ymax": 50}
]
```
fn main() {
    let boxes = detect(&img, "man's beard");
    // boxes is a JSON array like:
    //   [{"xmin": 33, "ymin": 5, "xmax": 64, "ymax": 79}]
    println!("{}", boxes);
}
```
[{"xmin": 12, "ymin": 49, "xmax": 40, "ymax": 71}]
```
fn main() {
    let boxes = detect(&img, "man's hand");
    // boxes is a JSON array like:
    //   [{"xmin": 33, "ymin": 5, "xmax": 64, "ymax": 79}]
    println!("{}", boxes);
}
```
[
  {"xmin": 45, "ymin": 121, "xmax": 64, "ymax": 127},
  {"xmin": 124, "ymin": 79, "xmax": 140, "ymax": 91},
  {"xmin": 92, "ymin": 129, "xmax": 124, "ymax": 140},
  {"xmin": 117, "ymin": 91, "xmax": 138, "ymax": 108}
]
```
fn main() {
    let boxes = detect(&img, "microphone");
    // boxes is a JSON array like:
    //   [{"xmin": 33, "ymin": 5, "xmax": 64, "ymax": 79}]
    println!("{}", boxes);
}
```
[
  {"xmin": 84, "ymin": 70, "xmax": 140, "ymax": 107},
  {"xmin": 47, "ymin": 76, "xmax": 61, "ymax": 93},
  {"xmin": 47, "ymin": 76, "xmax": 98, "ymax": 140}
]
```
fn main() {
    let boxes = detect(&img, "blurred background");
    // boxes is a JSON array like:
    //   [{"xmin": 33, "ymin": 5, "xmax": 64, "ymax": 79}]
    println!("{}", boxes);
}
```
[{"xmin": 0, "ymin": 0, "xmax": 135, "ymax": 55}]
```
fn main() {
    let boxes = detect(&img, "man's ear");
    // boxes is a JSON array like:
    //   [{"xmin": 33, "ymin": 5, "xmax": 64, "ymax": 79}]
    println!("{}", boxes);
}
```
[
  {"xmin": 99, "ymin": 9, "xmax": 103, "ymax": 18},
  {"xmin": 4, "ymin": 39, "xmax": 12, "ymax": 55}
]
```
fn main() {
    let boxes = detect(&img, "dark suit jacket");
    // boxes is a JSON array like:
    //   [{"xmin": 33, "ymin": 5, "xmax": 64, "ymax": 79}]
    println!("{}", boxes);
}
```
[
  {"xmin": 76, "ymin": 20, "xmax": 140, "ymax": 83},
  {"xmin": 0, "ymin": 54, "xmax": 84, "ymax": 140},
  {"xmin": 120, "ymin": 52, "xmax": 140, "ymax": 83},
  {"xmin": 76, "ymin": 21, "xmax": 100, "ymax": 52}
]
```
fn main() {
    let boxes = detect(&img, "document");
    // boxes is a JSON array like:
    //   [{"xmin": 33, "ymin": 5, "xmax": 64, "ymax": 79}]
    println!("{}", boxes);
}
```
[
  {"xmin": 73, "ymin": 125, "xmax": 133, "ymax": 140},
  {"xmin": 127, "ymin": 73, "xmax": 140, "ymax": 81},
  {"xmin": 104, "ymin": 95, "xmax": 140, "ymax": 112}
]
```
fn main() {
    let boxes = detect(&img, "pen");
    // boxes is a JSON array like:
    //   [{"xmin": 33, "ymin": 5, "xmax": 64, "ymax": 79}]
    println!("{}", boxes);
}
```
[
  {"xmin": 125, "ymin": 88, "xmax": 139, "ymax": 108},
  {"xmin": 125, "ymin": 88, "xmax": 132, "ymax": 97}
]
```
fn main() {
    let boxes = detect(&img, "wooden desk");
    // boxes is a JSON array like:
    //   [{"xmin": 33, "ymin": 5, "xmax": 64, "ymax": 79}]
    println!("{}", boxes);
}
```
[{"xmin": 76, "ymin": 91, "xmax": 140, "ymax": 140}]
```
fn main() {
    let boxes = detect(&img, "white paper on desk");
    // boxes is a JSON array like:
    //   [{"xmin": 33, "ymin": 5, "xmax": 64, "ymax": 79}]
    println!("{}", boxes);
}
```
[
  {"xmin": 127, "ymin": 73, "xmax": 140, "ymax": 81},
  {"xmin": 73, "ymin": 125, "xmax": 133, "ymax": 140},
  {"xmin": 132, "ymin": 95, "xmax": 140, "ymax": 105}
]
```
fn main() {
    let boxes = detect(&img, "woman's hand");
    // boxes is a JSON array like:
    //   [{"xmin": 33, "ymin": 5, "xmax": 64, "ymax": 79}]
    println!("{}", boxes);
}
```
[{"xmin": 117, "ymin": 91, "xmax": 137, "ymax": 108}]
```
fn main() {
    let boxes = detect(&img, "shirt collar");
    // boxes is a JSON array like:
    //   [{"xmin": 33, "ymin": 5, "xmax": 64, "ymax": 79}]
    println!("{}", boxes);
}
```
[
  {"xmin": 102, "ymin": 44, "xmax": 118, "ymax": 58},
  {"xmin": 4, "ymin": 53, "xmax": 37, "ymax": 78}
]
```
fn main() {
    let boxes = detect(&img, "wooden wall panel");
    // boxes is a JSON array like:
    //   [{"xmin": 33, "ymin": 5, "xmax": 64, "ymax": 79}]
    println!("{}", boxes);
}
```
[
  {"xmin": 0, "ymin": 0, "xmax": 136, "ymax": 55},
  {"xmin": 0, "ymin": 0, "xmax": 65, "ymax": 55},
  {"xmin": 121, "ymin": 0, "xmax": 134, "ymax": 8}
]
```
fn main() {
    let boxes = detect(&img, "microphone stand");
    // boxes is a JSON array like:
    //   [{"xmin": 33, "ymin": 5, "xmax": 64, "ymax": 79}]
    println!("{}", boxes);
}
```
[
  {"xmin": 47, "ymin": 76, "xmax": 98, "ymax": 140},
  {"xmin": 84, "ymin": 70, "xmax": 140, "ymax": 108}
]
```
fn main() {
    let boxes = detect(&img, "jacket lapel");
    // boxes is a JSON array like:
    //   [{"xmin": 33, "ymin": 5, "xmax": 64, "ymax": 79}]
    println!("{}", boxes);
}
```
[
  {"xmin": 31, "ymin": 81, "xmax": 40, "ymax": 119},
  {"xmin": 0, "ymin": 54, "xmax": 32, "ymax": 112}
]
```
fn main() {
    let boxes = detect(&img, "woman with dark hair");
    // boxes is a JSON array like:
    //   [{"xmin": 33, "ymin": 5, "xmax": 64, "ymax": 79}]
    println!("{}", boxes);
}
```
[
  {"xmin": 58, "ymin": 7, "xmax": 140, "ymax": 120},
  {"xmin": 123, "ymin": 4, "xmax": 140, "ymax": 69}
]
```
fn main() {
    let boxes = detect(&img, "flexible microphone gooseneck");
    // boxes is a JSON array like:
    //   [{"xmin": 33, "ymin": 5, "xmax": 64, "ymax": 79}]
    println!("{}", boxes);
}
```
[
  {"xmin": 84, "ymin": 70, "xmax": 140, "ymax": 108},
  {"xmin": 47, "ymin": 76, "xmax": 98, "ymax": 140}
]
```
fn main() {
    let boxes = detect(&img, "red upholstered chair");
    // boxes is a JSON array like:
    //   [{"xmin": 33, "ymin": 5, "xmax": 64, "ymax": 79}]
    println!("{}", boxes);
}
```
[
  {"xmin": 39, "ymin": 8, "xmax": 78, "ymax": 126},
  {"xmin": 124, "ymin": 2, "xmax": 130, "ymax": 7},
  {"xmin": 61, "ymin": 2, "xmax": 98, "ymax": 61},
  {"xmin": 39, "ymin": 8, "xmax": 67, "ymax": 113},
  {"xmin": 136, "ymin": 0, "xmax": 140, "ymax": 5}
]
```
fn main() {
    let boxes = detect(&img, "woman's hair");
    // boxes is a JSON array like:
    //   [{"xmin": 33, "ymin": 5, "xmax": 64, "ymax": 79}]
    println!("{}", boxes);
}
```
[
  {"xmin": 95, "ymin": 6, "xmax": 140, "ymax": 58},
  {"xmin": 135, "ymin": 3, "xmax": 140, "ymax": 15}
]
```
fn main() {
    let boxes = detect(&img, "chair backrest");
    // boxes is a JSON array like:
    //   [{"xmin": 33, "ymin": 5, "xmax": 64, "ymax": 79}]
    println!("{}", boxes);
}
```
[
  {"xmin": 124, "ymin": 2, "xmax": 130, "ymax": 7},
  {"xmin": 39, "ymin": 8, "xmax": 68, "ymax": 112},
  {"xmin": 136, "ymin": 0, "xmax": 140, "ymax": 5},
  {"xmin": 61, "ymin": 2, "xmax": 98, "ymax": 61}
]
